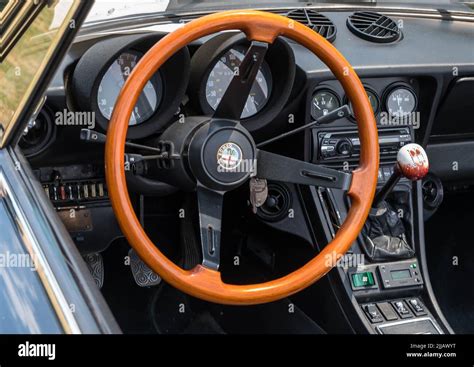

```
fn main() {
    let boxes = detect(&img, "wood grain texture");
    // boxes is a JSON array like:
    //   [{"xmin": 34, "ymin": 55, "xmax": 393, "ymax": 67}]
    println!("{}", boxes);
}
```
[{"xmin": 105, "ymin": 10, "xmax": 379, "ymax": 305}]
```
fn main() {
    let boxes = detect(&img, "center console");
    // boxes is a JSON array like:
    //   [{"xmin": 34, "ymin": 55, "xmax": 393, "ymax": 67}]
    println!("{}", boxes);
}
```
[{"xmin": 303, "ymin": 77, "xmax": 451, "ymax": 334}]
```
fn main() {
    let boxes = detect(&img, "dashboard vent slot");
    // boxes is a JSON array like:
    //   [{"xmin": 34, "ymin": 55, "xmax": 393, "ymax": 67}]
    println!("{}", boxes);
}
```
[
  {"xmin": 286, "ymin": 9, "xmax": 336, "ymax": 42},
  {"xmin": 347, "ymin": 11, "xmax": 401, "ymax": 43}
]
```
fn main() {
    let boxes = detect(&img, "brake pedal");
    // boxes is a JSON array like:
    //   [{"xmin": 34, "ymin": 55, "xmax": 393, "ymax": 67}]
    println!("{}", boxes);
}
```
[
  {"xmin": 83, "ymin": 253, "xmax": 104, "ymax": 289},
  {"xmin": 129, "ymin": 248, "xmax": 162, "ymax": 287}
]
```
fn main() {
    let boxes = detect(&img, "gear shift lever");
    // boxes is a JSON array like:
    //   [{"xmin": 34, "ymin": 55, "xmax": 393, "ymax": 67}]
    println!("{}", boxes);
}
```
[
  {"xmin": 362, "ymin": 143, "xmax": 428, "ymax": 261},
  {"xmin": 373, "ymin": 143, "xmax": 429, "ymax": 208}
]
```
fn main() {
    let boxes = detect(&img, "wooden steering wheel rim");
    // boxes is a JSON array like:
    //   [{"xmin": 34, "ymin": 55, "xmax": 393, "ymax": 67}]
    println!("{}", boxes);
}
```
[{"xmin": 105, "ymin": 10, "xmax": 379, "ymax": 305}]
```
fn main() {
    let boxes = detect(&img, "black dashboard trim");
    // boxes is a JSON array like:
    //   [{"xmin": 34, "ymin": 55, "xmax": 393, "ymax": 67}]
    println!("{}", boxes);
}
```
[{"xmin": 71, "ymin": 33, "xmax": 190, "ymax": 140}]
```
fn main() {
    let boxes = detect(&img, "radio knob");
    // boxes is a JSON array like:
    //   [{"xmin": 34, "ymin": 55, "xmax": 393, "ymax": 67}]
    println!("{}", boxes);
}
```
[{"xmin": 336, "ymin": 139, "xmax": 353, "ymax": 156}]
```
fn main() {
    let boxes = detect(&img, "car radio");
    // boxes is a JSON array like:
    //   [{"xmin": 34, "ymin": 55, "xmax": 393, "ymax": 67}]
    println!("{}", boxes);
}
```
[{"xmin": 315, "ymin": 127, "xmax": 412, "ymax": 161}]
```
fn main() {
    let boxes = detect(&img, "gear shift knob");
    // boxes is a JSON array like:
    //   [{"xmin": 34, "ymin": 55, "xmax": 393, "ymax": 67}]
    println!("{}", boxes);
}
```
[
  {"xmin": 396, "ymin": 143, "xmax": 429, "ymax": 181},
  {"xmin": 373, "ymin": 143, "xmax": 429, "ymax": 208}
]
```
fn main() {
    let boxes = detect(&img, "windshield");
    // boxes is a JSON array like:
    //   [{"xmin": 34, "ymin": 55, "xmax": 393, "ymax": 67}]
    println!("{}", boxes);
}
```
[{"xmin": 85, "ymin": 0, "xmax": 473, "ymax": 23}]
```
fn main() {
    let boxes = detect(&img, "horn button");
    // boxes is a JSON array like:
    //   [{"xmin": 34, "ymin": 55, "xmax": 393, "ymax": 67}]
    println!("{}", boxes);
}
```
[{"xmin": 188, "ymin": 119, "xmax": 256, "ymax": 191}]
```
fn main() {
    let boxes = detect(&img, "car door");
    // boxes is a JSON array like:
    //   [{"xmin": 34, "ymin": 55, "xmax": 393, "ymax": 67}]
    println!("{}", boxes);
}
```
[{"xmin": 0, "ymin": 0, "xmax": 119, "ymax": 334}]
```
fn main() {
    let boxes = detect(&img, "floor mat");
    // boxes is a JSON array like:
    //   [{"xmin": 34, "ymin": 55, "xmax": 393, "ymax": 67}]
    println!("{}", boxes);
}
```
[{"xmin": 209, "ymin": 298, "xmax": 326, "ymax": 334}]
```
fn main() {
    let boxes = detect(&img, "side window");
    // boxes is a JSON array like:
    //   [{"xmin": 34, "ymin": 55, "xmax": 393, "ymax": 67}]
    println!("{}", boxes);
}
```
[{"xmin": 0, "ymin": 1, "xmax": 84, "ymax": 147}]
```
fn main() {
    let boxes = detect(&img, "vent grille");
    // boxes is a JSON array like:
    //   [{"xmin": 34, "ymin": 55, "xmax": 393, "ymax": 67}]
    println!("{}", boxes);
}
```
[
  {"xmin": 286, "ymin": 9, "xmax": 336, "ymax": 42},
  {"xmin": 347, "ymin": 11, "xmax": 401, "ymax": 43}
]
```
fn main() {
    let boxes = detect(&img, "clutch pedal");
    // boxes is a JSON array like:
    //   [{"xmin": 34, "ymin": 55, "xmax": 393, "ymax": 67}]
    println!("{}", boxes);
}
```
[
  {"xmin": 83, "ymin": 253, "xmax": 104, "ymax": 289},
  {"xmin": 129, "ymin": 248, "xmax": 162, "ymax": 287}
]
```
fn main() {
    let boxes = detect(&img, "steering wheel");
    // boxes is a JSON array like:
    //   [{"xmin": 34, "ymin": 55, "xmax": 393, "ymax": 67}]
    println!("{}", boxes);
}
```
[{"xmin": 105, "ymin": 10, "xmax": 379, "ymax": 305}]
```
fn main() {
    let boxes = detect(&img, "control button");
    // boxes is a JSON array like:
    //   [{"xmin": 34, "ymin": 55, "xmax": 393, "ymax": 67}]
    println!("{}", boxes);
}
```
[
  {"xmin": 44, "ymin": 186, "xmax": 50, "ymax": 199},
  {"xmin": 336, "ymin": 139, "xmax": 352, "ymax": 156},
  {"xmin": 52, "ymin": 186, "xmax": 58, "ymax": 201},
  {"xmin": 400, "ymin": 134, "xmax": 411, "ymax": 142},
  {"xmin": 382, "ymin": 167, "xmax": 392, "ymax": 181},
  {"xmin": 363, "ymin": 304, "xmax": 384, "ymax": 323},
  {"xmin": 98, "ymin": 183, "xmax": 105, "ymax": 198},
  {"xmin": 322, "ymin": 139, "xmax": 330, "ymax": 144},
  {"xmin": 60, "ymin": 185, "xmax": 67, "ymax": 201},
  {"xmin": 377, "ymin": 302, "xmax": 398, "ymax": 321},
  {"xmin": 351, "ymin": 271, "xmax": 375, "ymax": 288},
  {"xmin": 321, "ymin": 145, "xmax": 335, "ymax": 157},
  {"xmin": 68, "ymin": 185, "xmax": 74, "ymax": 200},
  {"xmin": 408, "ymin": 298, "xmax": 427, "ymax": 316},
  {"xmin": 378, "ymin": 169, "xmax": 384, "ymax": 182},
  {"xmin": 391, "ymin": 300, "xmax": 413, "ymax": 319},
  {"xmin": 329, "ymin": 139, "xmax": 338, "ymax": 144}
]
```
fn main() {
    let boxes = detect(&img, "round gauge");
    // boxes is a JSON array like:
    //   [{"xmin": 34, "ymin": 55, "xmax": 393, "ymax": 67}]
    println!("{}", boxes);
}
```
[
  {"xmin": 347, "ymin": 88, "xmax": 380, "ymax": 118},
  {"xmin": 311, "ymin": 90, "xmax": 341, "ymax": 120},
  {"xmin": 385, "ymin": 86, "xmax": 417, "ymax": 118},
  {"xmin": 205, "ymin": 46, "xmax": 272, "ymax": 119},
  {"xmin": 97, "ymin": 51, "xmax": 163, "ymax": 126}
]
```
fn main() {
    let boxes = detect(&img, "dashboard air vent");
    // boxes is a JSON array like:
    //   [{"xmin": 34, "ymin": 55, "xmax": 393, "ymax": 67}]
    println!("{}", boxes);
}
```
[
  {"xmin": 286, "ymin": 9, "xmax": 336, "ymax": 42},
  {"xmin": 19, "ymin": 107, "xmax": 56, "ymax": 158},
  {"xmin": 347, "ymin": 11, "xmax": 401, "ymax": 43}
]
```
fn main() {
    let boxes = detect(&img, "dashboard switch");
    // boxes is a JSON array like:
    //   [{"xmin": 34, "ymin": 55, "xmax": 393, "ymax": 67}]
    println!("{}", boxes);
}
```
[
  {"xmin": 60, "ymin": 185, "xmax": 67, "ymax": 201},
  {"xmin": 391, "ymin": 300, "xmax": 413, "ymax": 319},
  {"xmin": 408, "ymin": 298, "xmax": 427, "ymax": 316},
  {"xmin": 362, "ymin": 304, "xmax": 384, "ymax": 323},
  {"xmin": 351, "ymin": 271, "xmax": 375, "ymax": 288}
]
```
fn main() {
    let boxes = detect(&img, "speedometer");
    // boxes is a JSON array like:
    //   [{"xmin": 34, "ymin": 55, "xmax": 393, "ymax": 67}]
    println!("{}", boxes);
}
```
[
  {"xmin": 205, "ymin": 46, "xmax": 272, "ymax": 119},
  {"xmin": 97, "ymin": 51, "xmax": 163, "ymax": 126}
]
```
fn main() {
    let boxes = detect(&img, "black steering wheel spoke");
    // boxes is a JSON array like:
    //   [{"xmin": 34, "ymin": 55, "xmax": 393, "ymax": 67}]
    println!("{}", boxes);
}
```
[
  {"xmin": 197, "ymin": 185, "xmax": 224, "ymax": 270},
  {"xmin": 213, "ymin": 41, "xmax": 269, "ymax": 121},
  {"xmin": 256, "ymin": 150, "xmax": 352, "ymax": 191}
]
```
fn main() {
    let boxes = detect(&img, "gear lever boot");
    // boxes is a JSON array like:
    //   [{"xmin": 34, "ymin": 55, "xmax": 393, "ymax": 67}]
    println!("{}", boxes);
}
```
[
  {"xmin": 361, "ymin": 144, "xmax": 429, "ymax": 262},
  {"xmin": 362, "ymin": 201, "xmax": 414, "ymax": 262}
]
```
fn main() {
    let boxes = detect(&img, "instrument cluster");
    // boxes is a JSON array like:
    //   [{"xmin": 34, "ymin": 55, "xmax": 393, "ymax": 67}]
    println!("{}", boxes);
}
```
[
  {"xmin": 310, "ymin": 80, "xmax": 418, "ymax": 123},
  {"xmin": 70, "ymin": 32, "xmax": 297, "ymax": 139}
]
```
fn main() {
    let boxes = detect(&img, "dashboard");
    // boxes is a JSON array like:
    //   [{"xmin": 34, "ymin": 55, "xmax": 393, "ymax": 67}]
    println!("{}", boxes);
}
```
[{"xmin": 19, "ymin": 7, "xmax": 474, "ymax": 212}]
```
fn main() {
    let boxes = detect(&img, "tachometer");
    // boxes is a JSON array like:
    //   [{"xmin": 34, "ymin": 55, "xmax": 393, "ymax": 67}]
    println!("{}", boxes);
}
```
[
  {"xmin": 205, "ymin": 46, "xmax": 272, "ymax": 119},
  {"xmin": 97, "ymin": 51, "xmax": 163, "ymax": 126}
]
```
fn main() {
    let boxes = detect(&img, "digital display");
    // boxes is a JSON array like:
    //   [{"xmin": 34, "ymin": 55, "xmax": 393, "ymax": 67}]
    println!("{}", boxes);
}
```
[{"xmin": 390, "ymin": 269, "xmax": 411, "ymax": 280}]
